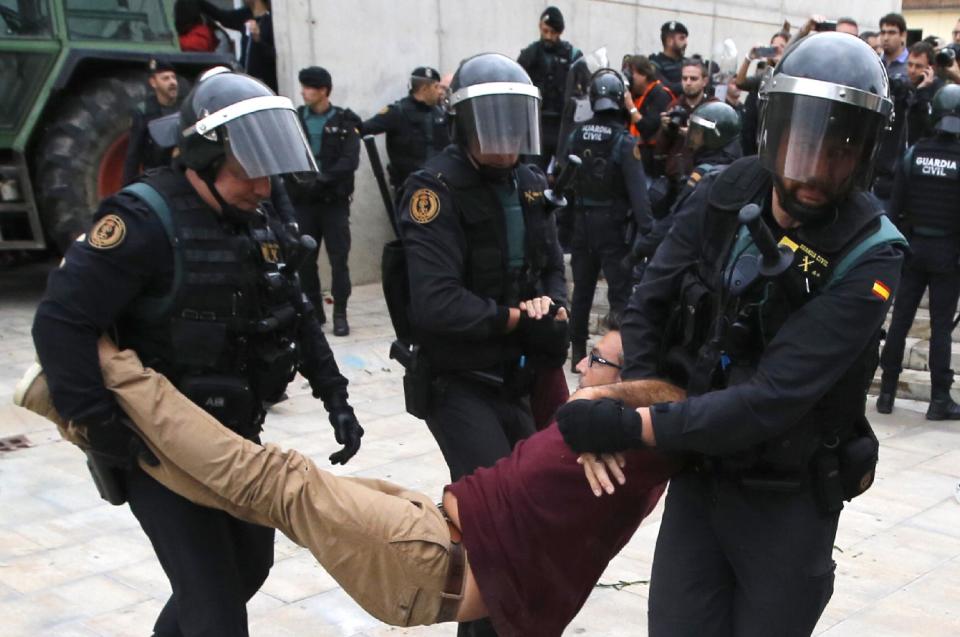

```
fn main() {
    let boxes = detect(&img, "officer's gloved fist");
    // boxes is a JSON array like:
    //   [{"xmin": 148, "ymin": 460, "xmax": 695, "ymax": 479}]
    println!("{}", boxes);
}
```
[
  {"xmin": 324, "ymin": 395, "xmax": 364, "ymax": 465},
  {"xmin": 557, "ymin": 398, "xmax": 644, "ymax": 454},
  {"xmin": 517, "ymin": 304, "xmax": 569, "ymax": 368}
]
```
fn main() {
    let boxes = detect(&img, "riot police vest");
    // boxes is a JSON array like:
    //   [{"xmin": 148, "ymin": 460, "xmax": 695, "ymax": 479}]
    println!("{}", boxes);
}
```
[
  {"xmin": 570, "ymin": 119, "xmax": 628, "ymax": 206},
  {"xmin": 525, "ymin": 41, "xmax": 578, "ymax": 117},
  {"xmin": 386, "ymin": 97, "xmax": 448, "ymax": 186},
  {"xmin": 116, "ymin": 168, "xmax": 303, "ymax": 432},
  {"xmin": 902, "ymin": 137, "xmax": 960, "ymax": 234},
  {"xmin": 662, "ymin": 157, "xmax": 906, "ymax": 471},
  {"xmin": 427, "ymin": 150, "xmax": 552, "ymax": 307},
  {"xmin": 293, "ymin": 105, "xmax": 360, "ymax": 200}
]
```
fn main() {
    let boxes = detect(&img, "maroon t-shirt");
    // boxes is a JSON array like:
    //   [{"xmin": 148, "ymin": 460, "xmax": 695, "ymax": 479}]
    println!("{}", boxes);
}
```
[{"xmin": 447, "ymin": 423, "xmax": 681, "ymax": 637}]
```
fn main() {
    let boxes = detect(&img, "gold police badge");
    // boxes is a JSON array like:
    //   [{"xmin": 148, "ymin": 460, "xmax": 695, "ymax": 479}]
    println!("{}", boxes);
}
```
[
  {"xmin": 88, "ymin": 214, "xmax": 127, "ymax": 249},
  {"xmin": 410, "ymin": 188, "xmax": 440, "ymax": 224}
]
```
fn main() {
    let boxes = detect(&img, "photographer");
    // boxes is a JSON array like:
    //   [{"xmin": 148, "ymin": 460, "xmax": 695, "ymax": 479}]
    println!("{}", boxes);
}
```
[
  {"xmin": 874, "ymin": 42, "xmax": 942, "ymax": 206},
  {"xmin": 653, "ymin": 59, "xmax": 715, "ymax": 188},
  {"xmin": 623, "ymin": 54, "xmax": 675, "ymax": 176},
  {"xmin": 735, "ymin": 31, "xmax": 789, "ymax": 155}
]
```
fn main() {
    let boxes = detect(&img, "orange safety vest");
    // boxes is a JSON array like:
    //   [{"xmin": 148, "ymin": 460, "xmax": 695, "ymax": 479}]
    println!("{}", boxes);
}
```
[{"xmin": 630, "ymin": 80, "xmax": 676, "ymax": 143}]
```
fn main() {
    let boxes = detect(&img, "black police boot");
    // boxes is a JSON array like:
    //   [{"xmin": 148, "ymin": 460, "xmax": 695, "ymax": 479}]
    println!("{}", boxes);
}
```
[
  {"xmin": 876, "ymin": 392, "xmax": 895, "ymax": 414},
  {"xmin": 333, "ymin": 302, "xmax": 349, "ymax": 337},
  {"xmin": 570, "ymin": 339, "xmax": 586, "ymax": 373},
  {"xmin": 926, "ymin": 391, "xmax": 960, "ymax": 420}
]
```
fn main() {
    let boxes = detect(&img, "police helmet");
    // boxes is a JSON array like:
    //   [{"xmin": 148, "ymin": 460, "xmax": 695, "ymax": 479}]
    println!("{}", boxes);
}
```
[
  {"xmin": 588, "ymin": 69, "xmax": 626, "ymax": 113},
  {"xmin": 931, "ymin": 84, "xmax": 960, "ymax": 135},
  {"xmin": 758, "ymin": 33, "xmax": 893, "ymax": 222},
  {"xmin": 448, "ymin": 53, "xmax": 541, "ymax": 156},
  {"xmin": 687, "ymin": 101, "xmax": 741, "ymax": 151},
  {"xmin": 178, "ymin": 67, "xmax": 317, "ymax": 178}
]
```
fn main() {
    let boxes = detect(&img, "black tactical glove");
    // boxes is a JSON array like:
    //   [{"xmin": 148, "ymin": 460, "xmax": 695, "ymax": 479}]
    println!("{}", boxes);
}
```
[
  {"xmin": 81, "ymin": 409, "xmax": 159, "ymax": 468},
  {"xmin": 324, "ymin": 395, "xmax": 363, "ymax": 465},
  {"xmin": 557, "ymin": 398, "xmax": 644, "ymax": 454},
  {"xmin": 517, "ymin": 305, "xmax": 570, "ymax": 368}
]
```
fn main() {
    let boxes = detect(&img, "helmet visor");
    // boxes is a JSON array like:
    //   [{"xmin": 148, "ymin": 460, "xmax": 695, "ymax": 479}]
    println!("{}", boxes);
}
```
[
  {"xmin": 224, "ymin": 108, "xmax": 318, "ymax": 178},
  {"xmin": 457, "ymin": 92, "xmax": 541, "ymax": 156},
  {"xmin": 759, "ymin": 93, "xmax": 885, "ymax": 191}
]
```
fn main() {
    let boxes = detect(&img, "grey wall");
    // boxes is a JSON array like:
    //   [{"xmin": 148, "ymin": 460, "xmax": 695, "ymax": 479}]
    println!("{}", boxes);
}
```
[{"xmin": 272, "ymin": 0, "xmax": 901, "ymax": 286}]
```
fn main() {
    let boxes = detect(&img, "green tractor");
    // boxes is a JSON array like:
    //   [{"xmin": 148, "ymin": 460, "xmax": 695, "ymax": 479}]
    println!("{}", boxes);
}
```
[{"xmin": 0, "ymin": 0, "xmax": 232, "ymax": 252}]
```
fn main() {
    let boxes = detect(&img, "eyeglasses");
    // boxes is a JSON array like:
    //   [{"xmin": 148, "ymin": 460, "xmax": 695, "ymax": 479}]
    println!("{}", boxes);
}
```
[{"xmin": 589, "ymin": 350, "xmax": 622, "ymax": 370}]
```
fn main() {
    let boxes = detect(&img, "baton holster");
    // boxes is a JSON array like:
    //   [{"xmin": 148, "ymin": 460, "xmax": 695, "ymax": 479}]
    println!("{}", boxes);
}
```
[
  {"xmin": 391, "ymin": 340, "xmax": 433, "ymax": 420},
  {"xmin": 85, "ymin": 451, "xmax": 127, "ymax": 506}
]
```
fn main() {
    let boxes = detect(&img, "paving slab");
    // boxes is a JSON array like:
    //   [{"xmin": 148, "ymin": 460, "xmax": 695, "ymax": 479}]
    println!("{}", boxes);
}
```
[{"xmin": 2, "ymin": 261, "xmax": 960, "ymax": 635}]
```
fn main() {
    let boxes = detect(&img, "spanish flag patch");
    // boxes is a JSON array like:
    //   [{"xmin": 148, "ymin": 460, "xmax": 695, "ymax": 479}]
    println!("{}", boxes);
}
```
[{"xmin": 872, "ymin": 280, "xmax": 891, "ymax": 301}]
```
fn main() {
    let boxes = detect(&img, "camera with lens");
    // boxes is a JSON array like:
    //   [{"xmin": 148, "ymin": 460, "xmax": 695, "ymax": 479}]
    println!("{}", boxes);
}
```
[
  {"xmin": 936, "ymin": 44, "xmax": 960, "ymax": 68},
  {"xmin": 888, "ymin": 74, "xmax": 914, "ymax": 102},
  {"xmin": 666, "ymin": 105, "xmax": 689, "ymax": 131}
]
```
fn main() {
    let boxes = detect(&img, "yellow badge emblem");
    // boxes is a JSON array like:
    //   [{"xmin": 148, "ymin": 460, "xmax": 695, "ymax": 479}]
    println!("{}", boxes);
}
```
[
  {"xmin": 88, "ymin": 214, "xmax": 127, "ymax": 250},
  {"xmin": 378, "ymin": 105, "xmax": 390, "ymax": 115},
  {"xmin": 410, "ymin": 189, "xmax": 440, "ymax": 224},
  {"xmin": 260, "ymin": 242, "xmax": 280, "ymax": 264},
  {"xmin": 523, "ymin": 190, "xmax": 543, "ymax": 204},
  {"xmin": 633, "ymin": 144, "xmax": 642, "ymax": 161}
]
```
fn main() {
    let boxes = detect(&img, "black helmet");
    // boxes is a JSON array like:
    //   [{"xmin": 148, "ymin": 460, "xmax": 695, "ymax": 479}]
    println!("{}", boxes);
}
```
[
  {"xmin": 687, "ymin": 101, "xmax": 741, "ymax": 151},
  {"xmin": 931, "ymin": 84, "xmax": 960, "ymax": 134},
  {"xmin": 448, "ymin": 53, "xmax": 541, "ymax": 156},
  {"xmin": 758, "ymin": 33, "xmax": 893, "ymax": 223},
  {"xmin": 588, "ymin": 69, "xmax": 625, "ymax": 113},
  {"xmin": 178, "ymin": 67, "xmax": 317, "ymax": 178}
]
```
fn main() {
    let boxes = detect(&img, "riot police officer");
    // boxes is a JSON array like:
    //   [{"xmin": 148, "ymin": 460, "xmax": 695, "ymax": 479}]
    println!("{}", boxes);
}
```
[
  {"xmin": 557, "ymin": 33, "xmax": 907, "ymax": 635},
  {"xmin": 122, "ymin": 57, "xmax": 181, "ymax": 185},
  {"xmin": 361, "ymin": 66, "xmax": 450, "ymax": 191},
  {"xmin": 32, "ymin": 68, "xmax": 363, "ymax": 637},
  {"xmin": 631, "ymin": 100, "xmax": 743, "ymax": 261},
  {"xmin": 566, "ymin": 69, "xmax": 652, "ymax": 371},
  {"xmin": 398, "ymin": 52, "xmax": 568, "ymax": 637},
  {"xmin": 518, "ymin": 6, "xmax": 582, "ymax": 169},
  {"xmin": 285, "ymin": 66, "xmax": 361, "ymax": 336},
  {"xmin": 878, "ymin": 84, "xmax": 960, "ymax": 419}
]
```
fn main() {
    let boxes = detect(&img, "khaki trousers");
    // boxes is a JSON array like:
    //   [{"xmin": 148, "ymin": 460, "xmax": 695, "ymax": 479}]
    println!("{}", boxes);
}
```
[{"xmin": 27, "ymin": 340, "xmax": 457, "ymax": 627}]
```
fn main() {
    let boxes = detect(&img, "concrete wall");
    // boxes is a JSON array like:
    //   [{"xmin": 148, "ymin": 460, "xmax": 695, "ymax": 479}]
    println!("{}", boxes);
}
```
[
  {"xmin": 272, "ymin": 0, "xmax": 901, "ymax": 287},
  {"xmin": 904, "ymin": 10, "xmax": 960, "ymax": 41}
]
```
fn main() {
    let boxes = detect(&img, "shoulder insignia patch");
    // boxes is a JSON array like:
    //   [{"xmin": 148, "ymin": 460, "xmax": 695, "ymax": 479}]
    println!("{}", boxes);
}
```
[
  {"xmin": 633, "ymin": 144, "xmax": 642, "ymax": 161},
  {"xmin": 410, "ymin": 188, "xmax": 441, "ymax": 224},
  {"xmin": 523, "ymin": 190, "xmax": 544, "ymax": 204},
  {"xmin": 88, "ymin": 214, "xmax": 127, "ymax": 249},
  {"xmin": 378, "ymin": 105, "xmax": 390, "ymax": 115}
]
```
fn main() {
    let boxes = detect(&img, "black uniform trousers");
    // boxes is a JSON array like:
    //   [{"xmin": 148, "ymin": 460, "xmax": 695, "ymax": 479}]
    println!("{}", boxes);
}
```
[
  {"xmin": 425, "ymin": 375, "xmax": 535, "ymax": 637},
  {"xmin": 293, "ymin": 198, "xmax": 352, "ymax": 309},
  {"xmin": 880, "ymin": 235, "xmax": 960, "ymax": 395},
  {"xmin": 126, "ymin": 462, "xmax": 275, "ymax": 637},
  {"xmin": 570, "ymin": 207, "xmax": 632, "ymax": 342},
  {"xmin": 648, "ymin": 471, "xmax": 839, "ymax": 637}
]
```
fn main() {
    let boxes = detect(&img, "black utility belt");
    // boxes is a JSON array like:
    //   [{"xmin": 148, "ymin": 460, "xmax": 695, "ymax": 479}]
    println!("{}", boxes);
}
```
[{"xmin": 178, "ymin": 374, "xmax": 261, "ymax": 437}]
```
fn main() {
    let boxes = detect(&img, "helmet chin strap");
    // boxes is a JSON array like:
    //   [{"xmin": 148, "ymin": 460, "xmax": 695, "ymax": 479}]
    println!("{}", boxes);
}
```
[
  {"xmin": 199, "ymin": 166, "xmax": 256, "ymax": 224},
  {"xmin": 771, "ymin": 175, "xmax": 839, "ymax": 227}
]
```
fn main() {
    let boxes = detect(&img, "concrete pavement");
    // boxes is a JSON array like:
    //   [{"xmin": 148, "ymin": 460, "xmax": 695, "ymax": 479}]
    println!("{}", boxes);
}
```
[{"xmin": 1, "ymin": 261, "xmax": 958, "ymax": 636}]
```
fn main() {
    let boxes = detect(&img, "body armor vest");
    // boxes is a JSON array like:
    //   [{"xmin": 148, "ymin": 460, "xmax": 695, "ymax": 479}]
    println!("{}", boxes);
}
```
[
  {"xmin": 571, "ymin": 118, "xmax": 628, "ymax": 206},
  {"xmin": 117, "ymin": 168, "xmax": 303, "ymax": 433},
  {"xmin": 527, "ymin": 41, "xmax": 577, "ymax": 118},
  {"xmin": 903, "ymin": 137, "xmax": 960, "ymax": 234},
  {"xmin": 662, "ymin": 157, "xmax": 906, "ymax": 471},
  {"xmin": 290, "ymin": 105, "xmax": 360, "ymax": 201},
  {"xmin": 387, "ymin": 97, "xmax": 449, "ymax": 187},
  {"xmin": 418, "ymin": 148, "xmax": 555, "ymax": 372}
]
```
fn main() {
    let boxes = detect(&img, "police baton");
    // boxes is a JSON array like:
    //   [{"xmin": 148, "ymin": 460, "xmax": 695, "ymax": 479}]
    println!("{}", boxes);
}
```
[
  {"xmin": 362, "ymin": 135, "xmax": 400, "ymax": 238},
  {"xmin": 544, "ymin": 154, "xmax": 582, "ymax": 209}
]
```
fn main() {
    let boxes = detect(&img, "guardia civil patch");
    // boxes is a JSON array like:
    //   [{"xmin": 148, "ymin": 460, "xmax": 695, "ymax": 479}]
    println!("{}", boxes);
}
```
[
  {"xmin": 410, "ymin": 189, "xmax": 440, "ymax": 224},
  {"xmin": 88, "ymin": 214, "xmax": 126, "ymax": 249}
]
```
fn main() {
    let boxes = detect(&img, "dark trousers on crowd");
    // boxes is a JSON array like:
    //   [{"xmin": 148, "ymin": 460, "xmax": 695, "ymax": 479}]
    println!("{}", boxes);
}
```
[
  {"xmin": 880, "ymin": 235, "xmax": 960, "ymax": 396},
  {"xmin": 425, "ymin": 375, "xmax": 536, "ymax": 637},
  {"xmin": 293, "ymin": 198, "xmax": 352, "ymax": 313},
  {"xmin": 125, "ymin": 463, "xmax": 275, "ymax": 637},
  {"xmin": 570, "ymin": 208, "xmax": 632, "ymax": 343},
  {"xmin": 648, "ymin": 471, "xmax": 839, "ymax": 637}
]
